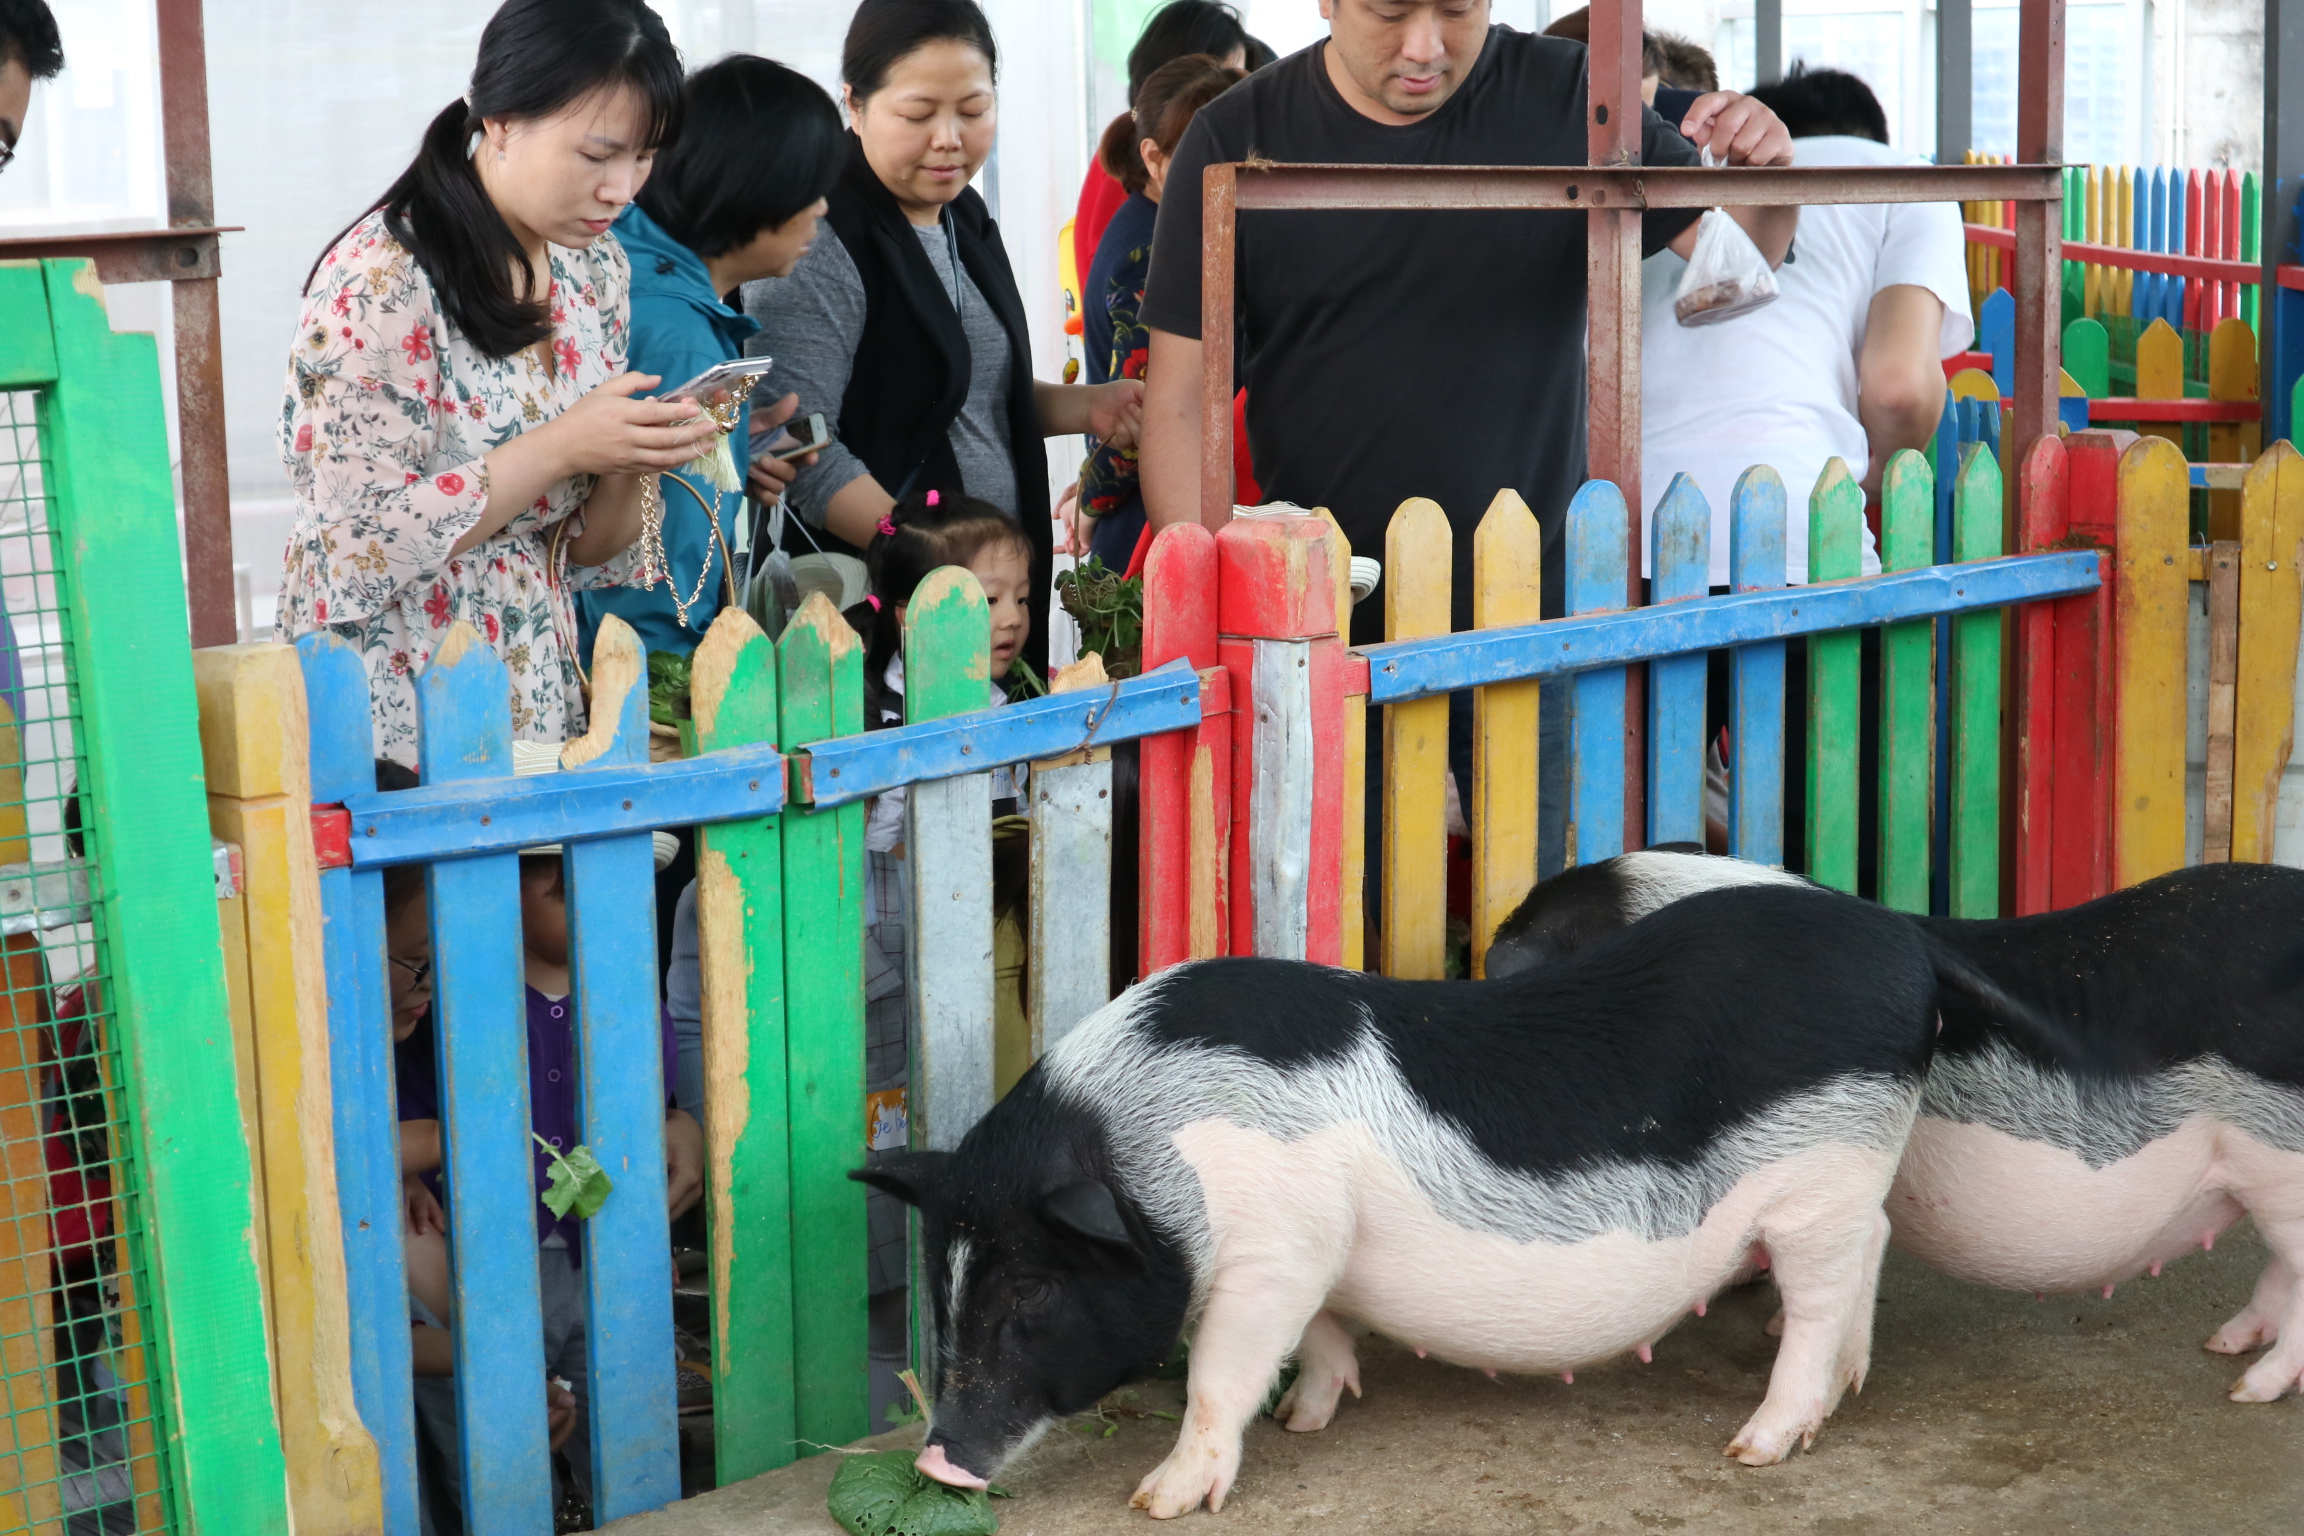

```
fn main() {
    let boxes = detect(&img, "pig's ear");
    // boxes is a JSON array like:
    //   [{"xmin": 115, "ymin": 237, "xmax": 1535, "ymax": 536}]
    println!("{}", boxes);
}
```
[
  {"xmin": 1039, "ymin": 1180, "xmax": 1142, "ymax": 1261},
  {"xmin": 848, "ymin": 1151, "xmax": 951, "ymax": 1207}
]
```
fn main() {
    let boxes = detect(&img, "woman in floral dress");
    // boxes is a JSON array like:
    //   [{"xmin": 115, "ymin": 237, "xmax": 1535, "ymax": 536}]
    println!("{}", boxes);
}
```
[{"xmin": 276, "ymin": 0, "xmax": 719, "ymax": 766}]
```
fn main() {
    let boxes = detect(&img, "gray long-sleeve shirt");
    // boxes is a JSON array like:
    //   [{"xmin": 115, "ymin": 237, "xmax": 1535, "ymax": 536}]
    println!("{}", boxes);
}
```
[{"xmin": 742, "ymin": 220, "xmax": 1020, "ymax": 527}]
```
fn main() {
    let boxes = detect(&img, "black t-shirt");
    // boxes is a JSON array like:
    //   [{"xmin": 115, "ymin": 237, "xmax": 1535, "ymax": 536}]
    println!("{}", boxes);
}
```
[{"xmin": 1142, "ymin": 28, "xmax": 1702, "ymax": 638}]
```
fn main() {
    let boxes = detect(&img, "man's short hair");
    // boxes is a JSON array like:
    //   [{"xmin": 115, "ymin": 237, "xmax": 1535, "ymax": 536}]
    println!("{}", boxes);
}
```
[
  {"xmin": 0, "ymin": 0, "xmax": 63, "ymax": 79},
  {"xmin": 1747, "ymin": 63, "xmax": 1889, "ymax": 144},
  {"xmin": 1651, "ymin": 32, "xmax": 1718, "ymax": 93},
  {"xmin": 634, "ymin": 54, "xmax": 843, "ymax": 260}
]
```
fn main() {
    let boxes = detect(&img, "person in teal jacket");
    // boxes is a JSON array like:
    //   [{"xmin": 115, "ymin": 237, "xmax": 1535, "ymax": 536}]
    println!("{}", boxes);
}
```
[{"xmin": 580, "ymin": 54, "xmax": 845, "ymax": 660}]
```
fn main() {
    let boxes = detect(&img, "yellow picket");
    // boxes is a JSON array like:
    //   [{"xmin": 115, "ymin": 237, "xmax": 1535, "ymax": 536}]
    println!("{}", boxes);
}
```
[
  {"xmin": 2135, "ymin": 317, "xmax": 2185, "ymax": 453},
  {"xmin": 2112, "ymin": 437, "xmax": 2190, "ymax": 886},
  {"xmin": 2208, "ymin": 317, "xmax": 2262, "ymax": 541},
  {"xmin": 193, "ymin": 644, "xmax": 382, "ymax": 1536},
  {"xmin": 2233, "ymin": 442, "xmax": 2304, "ymax": 862},
  {"xmin": 1468, "ymin": 491, "xmax": 1541, "ymax": 979},
  {"xmin": 1382, "ymin": 498, "xmax": 1451, "ymax": 979}
]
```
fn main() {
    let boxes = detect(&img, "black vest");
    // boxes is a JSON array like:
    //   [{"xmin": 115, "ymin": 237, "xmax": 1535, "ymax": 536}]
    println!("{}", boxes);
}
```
[{"xmin": 822, "ymin": 133, "xmax": 1052, "ymax": 678}]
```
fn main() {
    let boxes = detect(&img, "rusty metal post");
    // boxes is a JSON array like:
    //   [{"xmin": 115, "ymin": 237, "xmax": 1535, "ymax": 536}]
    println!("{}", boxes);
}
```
[
  {"xmin": 2011, "ymin": 0, "xmax": 2064, "ymax": 461},
  {"xmin": 157, "ymin": 0, "xmax": 237, "ymax": 649},
  {"xmin": 1589, "ymin": 0, "xmax": 1647, "ymax": 850},
  {"xmin": 1198, "ymin": 162, "xmax": 1239, "ymax": 531}
]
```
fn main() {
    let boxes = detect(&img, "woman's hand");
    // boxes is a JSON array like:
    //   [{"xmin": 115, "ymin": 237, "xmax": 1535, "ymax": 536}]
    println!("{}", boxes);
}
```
[
  {"xmin": 544, "ymin": 373, "xmax": 723, "ymax": 478},
  {"xmin": 546, "ymin": 1378, "xmax": 579, "ymax": 1453},
  {"xmin": 664, "ymin": 1108, "xmax": 705, "ymax": 1220},
  {"xmin": 1053, "ymin": 481, "xmax": 1082, "ymax": 555},
  {"xmin": 745, "ymin": 391, "xmax": 818, "ymax": 507},
  {"xmin": 1087, "ymin": 379, "xmax": 1147, "ymax": 450}
]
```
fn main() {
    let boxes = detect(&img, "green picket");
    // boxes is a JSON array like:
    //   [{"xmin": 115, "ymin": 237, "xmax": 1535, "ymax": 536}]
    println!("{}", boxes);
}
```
[
  {"xmin": 1877, "ymin": 451, "xmax": 1935, "ymax": 913},
  {"xmin": 690, "ymin": 610, "xmax": 795, "ymax": 1481},
  {"xmin": 2242, "ymin": 172, "xmax": 2261, "ymax": 332},
  {"xmin": 2063, "ymin": 317, "xmax": 2111, "ymax": 398},
  {"xmin": 35, "ymin": 260, "xmax": 289, "ymax": 1531},
  {"xmin": 1950, "ymin": 445, "xmax": 2006, "ymax": 918},
  {"xmin": 1804, "ymin": 460, "xmax": 1864, "ymax": 893},
  {"xmin": 775, "ymin": 598, "xmax": 870, "ymax": 1455}
]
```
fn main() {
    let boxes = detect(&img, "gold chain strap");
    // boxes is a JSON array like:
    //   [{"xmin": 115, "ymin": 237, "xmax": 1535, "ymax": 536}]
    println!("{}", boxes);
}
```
[{"xmin": 632, "ymin": 393, "xmax": 747, "ymax": 631}]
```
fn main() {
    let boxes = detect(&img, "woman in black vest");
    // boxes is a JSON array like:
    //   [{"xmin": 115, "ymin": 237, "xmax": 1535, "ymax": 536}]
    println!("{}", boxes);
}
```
[{"xmin": 744, "ymin": 0, "xmax": 1142, "ymax": 679}]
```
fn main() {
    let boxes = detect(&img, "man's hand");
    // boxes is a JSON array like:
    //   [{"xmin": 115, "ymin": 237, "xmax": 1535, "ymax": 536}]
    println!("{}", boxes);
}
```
[
  {"xmin": 665, "ymin": 1108, "xmax": 705, "ymax": 1220},
  {"xmin": 403, "ymin": 1172, "xmax": 445, "ymax": 1237},
  {"xmin": 1677, "ymin": 92, "xmax": 1795, "ymax": 167}
]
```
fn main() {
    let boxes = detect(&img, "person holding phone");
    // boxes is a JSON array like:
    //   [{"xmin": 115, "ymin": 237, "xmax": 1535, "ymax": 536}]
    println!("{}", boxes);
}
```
[
  {"xmin": 741, "ymin": 0, "xmax": 1144, "ymax": 681},
  {"xmin": 275, "ymin": 0, "xmax": 717, "ymax": 767},
  {"xmin": 576, "ymin": 53, "xmax": 845, "ymax": 664}
]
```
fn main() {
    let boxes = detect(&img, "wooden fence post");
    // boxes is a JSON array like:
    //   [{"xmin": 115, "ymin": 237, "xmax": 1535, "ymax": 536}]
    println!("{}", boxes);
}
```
[
  {"xmin": 1949, "ymin": 446, "xmax": 2006, "ymax": 917},
  {"xmin": 1314, "ymin": 510, "xmax": 1367, "ymax": 973},
  {"xmin": 2204, "ymin": 542, "xmax": 2242, "ymax": 862},
  {"xmin": 416, "ymin": 622, "xmax": 555, "ymax": 1534},
  {"xmin": 2111, "ymin": 435, "xmax": 2191, "ymax": 886},
  {"xmin": 1566, "ymin": 481, "xmax": 1630, "ymax": 867},
  {"xmin": 691, "ymin": 605, "xmax": 798, "ymax": 1479},
  {"xmin": 558, "ymin": 618, "xmax": 682, "ymax": 1520},
  {"xmin": 2232, "ymin": 441, "xmax": 2304, "ymax": 863},
  {"xmin": 299, "ymin": 631, "xmax": 420, "ymax": 1534},
  {"xmin": 35, "ymin": 258, "xmax": 290, "ymax": 1529},
  {"xmin": 1380, "ymin": 500, "xmax": 1449, "ymax": 975},
  {"xmin": 1805, "ymin": 460, "xmax": 1864, "ymax": 892},
  {"xmin": 1645, "ymin": 475, "xmax": 1709, "ymax": 851},
  {"xmin": 2017, "ymin": 433, "xmax": 2117, "ymax": 913},
  {"xmin": 1727, "ymin": 468, "xmax": 1788, "ymax": 867},
  {"xmin": 904, "ymin": 568, "xmax": 993, "ymax": 1386},
  {"xmin": 1467, "ymin": 492, "xmax": 1541, "ymax": 975},
  {"xmin": 1878, "ymin": 450, "xmax": 1935, "ymax": 912},
  {"xmin": 193, "ymin": 643, "xmax": 382, "ymax": 1536},
  {"xmin": 1219, "ymin": 510, "xmax": 1346, "ymax": 965},
  {"xmin": 773, "ymin": 597, "xmax": 869, "ymax": 1452},
  {"xmin": 1139, "ymin": 526, "xmax": 1227, "ymax": 973},
  {"xmin": 1030, "ymin": 654, "xmax": 1114, "ymax": 1052}
]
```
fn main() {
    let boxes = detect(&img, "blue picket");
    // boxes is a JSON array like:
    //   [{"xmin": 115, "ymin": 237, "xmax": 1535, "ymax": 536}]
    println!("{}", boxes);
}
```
[
  {"xmin": 1726, "ymin": 468, "xmax": 1788, "ymax": 867},
  {"xmin": 562, "ymin": 644, "xmax": 683, "ymax": 1520},
  {"xmin": 1647, "ymin": 474, "xmax": 1710, "ymax": 847},
  {"xmin": 1981, "ymin": 288, "xmax": 2016, "ymax": 397},
  {"xmin": 2167, "ymin": 166, "xmax": 2187, "ymax": 328},
  {"xmin": 416, "ymin": 628, "xmax": 555, "ymax": 1536},
  {"xmin": 1566, "ymin": 480, "xmax": 1628, "ymax": 864},
  {"xmin": 297, "ymin": 632, "xmax": 420, "ymax": 1536}
]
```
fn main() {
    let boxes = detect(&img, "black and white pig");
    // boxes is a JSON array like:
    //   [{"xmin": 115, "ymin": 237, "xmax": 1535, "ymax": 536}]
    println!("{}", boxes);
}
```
[
  {"xmin": 860, "ymin": 885, "xmax": 2008, "ymax": 1517},
  {"xmin": 1489, "ymin": 850, "xmax": 2304, "ymax": 1405}
]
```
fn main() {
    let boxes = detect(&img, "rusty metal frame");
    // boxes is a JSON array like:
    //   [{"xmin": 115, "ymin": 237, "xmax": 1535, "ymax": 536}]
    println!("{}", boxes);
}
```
[
  {"xmin": 0, "ymin": 0, "xmax": 237, "ymax": 647},
  {"xmin": 1195, "ymin": 0, "xmax": 2065, "ymax": 848}
]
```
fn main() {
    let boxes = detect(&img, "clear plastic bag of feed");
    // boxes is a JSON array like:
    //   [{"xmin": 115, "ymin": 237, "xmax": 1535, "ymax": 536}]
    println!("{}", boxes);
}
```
[
  {"xmin": 827, "ymin": 1451, "xmax": 1011, "ymax": 1536},
  {"xmin": 1671, "ymin": 151, "xmax": 1780, "ymax": 328}
]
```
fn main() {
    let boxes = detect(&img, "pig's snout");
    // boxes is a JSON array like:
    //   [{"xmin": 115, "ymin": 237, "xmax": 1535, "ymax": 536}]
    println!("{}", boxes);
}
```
[{"xmin": 916, "ymin": 1441, "xmax": 991, "ymax": 1490}]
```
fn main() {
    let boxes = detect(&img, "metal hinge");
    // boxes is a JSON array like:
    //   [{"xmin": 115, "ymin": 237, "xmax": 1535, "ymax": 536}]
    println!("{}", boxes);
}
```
[{"xmin": 0, "ymin": 859, "xmax": 92, "ymax": 935}]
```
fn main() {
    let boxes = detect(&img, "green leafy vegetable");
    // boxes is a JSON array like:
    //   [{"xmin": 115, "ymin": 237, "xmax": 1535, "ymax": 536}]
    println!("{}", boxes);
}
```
[
  {"xmin": 1053, "ymin": 557, "xmax": 1143, "ymax": 679},
  {"xmin": 532, "ymin": 1133, "xmax": 613, "ymax": 1221},
  {"xmin": 647, "ymin": 650, "xmax": 692, "ymax": 727},
  {"xmin": 827, "ymin": 1451, "xmax": 1005, "ymax": 1536}
]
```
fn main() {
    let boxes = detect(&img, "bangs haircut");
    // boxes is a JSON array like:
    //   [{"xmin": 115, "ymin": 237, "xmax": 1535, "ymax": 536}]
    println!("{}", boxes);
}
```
[
  {"xmin": 843, "ymin": 0, "xmax": 999, "ymax": 98},
  {"xmin": 637, "ymin": 54, "xmax": 845, "ymax": 259}
]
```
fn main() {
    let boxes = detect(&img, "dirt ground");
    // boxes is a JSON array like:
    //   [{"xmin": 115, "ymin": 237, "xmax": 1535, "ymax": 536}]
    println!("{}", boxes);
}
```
[{"xmin": 605, "ymin": 1224, "xmax": 2304, "ymax": 1536}]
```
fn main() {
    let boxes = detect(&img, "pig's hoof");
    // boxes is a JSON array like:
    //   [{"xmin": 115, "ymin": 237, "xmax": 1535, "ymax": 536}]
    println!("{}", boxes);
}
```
[
  {"xmin": 1131, "ymin": 1443, "xmax": 1237, "ymax": 1519},
  {"xmin": 1764, "ymin": 1307, "xmax": 1786, "ymax": 1339},
  {"xmin": 2228, "ymin": 1359, "xmax": 2304, "ymax": 1403},
  {"xmin": 1725, "ymin": 1409, "xmax": 1818, "ymax": 1466},
  {"xmin": 2206, "ymin": 1313, "xmax": 2280, "ymax": 1356},
  {"xmin": 1274, "ymin": 1364, "xmax": 1360, "ymax": 1432}
]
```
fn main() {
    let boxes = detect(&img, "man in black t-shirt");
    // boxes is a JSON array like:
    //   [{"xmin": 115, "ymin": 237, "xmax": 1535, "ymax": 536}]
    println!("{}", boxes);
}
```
[{"xmin": 1137, "ymin": 1, "xmax": 1796, "ymax": 641}]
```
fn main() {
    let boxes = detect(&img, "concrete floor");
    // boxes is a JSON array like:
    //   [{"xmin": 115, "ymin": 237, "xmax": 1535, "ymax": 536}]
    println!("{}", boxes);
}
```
[{"xmin": 604, "ymin": 1224, "xmax": 2304, "ymax": 1535}]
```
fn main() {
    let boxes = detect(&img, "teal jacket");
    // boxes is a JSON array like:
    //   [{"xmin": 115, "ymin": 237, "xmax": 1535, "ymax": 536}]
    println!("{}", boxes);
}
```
[{"xmin": 579, "ymin": 203, "xmax": 760, "ymax": 660}]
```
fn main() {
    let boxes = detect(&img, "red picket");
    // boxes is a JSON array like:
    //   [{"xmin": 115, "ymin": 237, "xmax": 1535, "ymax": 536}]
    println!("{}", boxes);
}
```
[{"xmin": 1138, "ymin": 524, "xmax": 1226, "ymax": 975}]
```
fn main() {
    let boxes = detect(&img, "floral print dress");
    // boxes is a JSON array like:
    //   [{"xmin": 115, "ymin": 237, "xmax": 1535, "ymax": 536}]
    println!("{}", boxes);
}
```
[{"xmin": 274, "ymin": 209, "xmax": 641, "ymax": 766}]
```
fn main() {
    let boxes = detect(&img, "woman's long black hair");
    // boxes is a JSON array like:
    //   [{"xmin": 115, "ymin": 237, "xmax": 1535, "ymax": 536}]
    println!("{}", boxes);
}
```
[{"xmin": 310, "ymin": 0, "xmax": 684, "ymax": 358}]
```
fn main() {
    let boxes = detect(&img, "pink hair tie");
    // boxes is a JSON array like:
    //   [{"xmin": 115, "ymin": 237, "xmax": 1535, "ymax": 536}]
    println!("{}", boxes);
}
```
[
  {"xmin": 926, "ymin": 490, "xmax": 940, "ymax": 507},
  {"xmin": 876, "ymin": 516, "xmax": 898, "ymax": 537},
  {"xmin": 866, "ymin": 594, "xmax": 883, "ymax": 611}
]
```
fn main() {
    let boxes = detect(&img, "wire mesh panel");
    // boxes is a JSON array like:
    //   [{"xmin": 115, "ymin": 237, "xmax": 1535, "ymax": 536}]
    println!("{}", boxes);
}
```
[{"xmin": 0, "ymin": 389, "xmax": 170, "ymax": 1533}]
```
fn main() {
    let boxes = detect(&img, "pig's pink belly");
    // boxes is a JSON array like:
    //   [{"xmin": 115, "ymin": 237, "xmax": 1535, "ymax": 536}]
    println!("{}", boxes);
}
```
[
  {"xmin": 1318, "ymin": 1141, "xmax": 1897, "ymax": 1374},
  {"xmin": 1888, "ymin": 1115, "xmax": 2245, "ymax": 1292}
]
